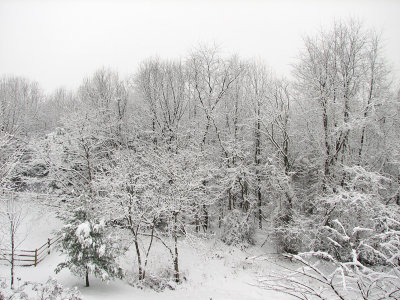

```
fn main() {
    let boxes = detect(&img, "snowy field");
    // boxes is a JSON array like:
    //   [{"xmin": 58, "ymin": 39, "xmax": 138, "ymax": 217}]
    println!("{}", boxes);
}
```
[{"xmin": 0, "ymin": 199, "xmax": 293, "ymax": 300}]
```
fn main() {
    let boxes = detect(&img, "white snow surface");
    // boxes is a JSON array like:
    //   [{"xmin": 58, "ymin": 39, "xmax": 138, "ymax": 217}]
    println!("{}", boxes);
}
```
[
  {"xmin": 76, "ymin": 221, "xmax": 91, "ymax": 238},
  {"xmin": 0, "ymin": 200, "xmax": 293, "ymax": 300}
]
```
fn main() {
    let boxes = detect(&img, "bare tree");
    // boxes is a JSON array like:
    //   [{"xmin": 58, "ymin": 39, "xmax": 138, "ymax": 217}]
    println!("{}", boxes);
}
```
[
  {"xmin": 187, "ymin": 46, "xmax": 244, "ymax": 229},
  {"xmin": 41, "ymin": 88, "xmax": 77, "ymax": 132},
  {"xmin": 0, "ymin": 76, "xmax": 42, "ymax": 136},
  {"xmin": 79, "ymin": 68, "xmax": 129, "ymax": 145},
  {"xmin": 0, "ymin": 193, "xmax": 24, "ymax": 289},
  {"xmin": 293, "ymin": 19, "xmax": 386, "ymax": 191},
  {"xmin": 244, "ymin": 62, "xmax": 272, "ymax": 228},
  {"xmin": 135, "ymin": 59, "xmax": 187, "ymax": 146},
  {"xmin": 187, "ymin": 45, "xmax": 243, "ymax": 151}
]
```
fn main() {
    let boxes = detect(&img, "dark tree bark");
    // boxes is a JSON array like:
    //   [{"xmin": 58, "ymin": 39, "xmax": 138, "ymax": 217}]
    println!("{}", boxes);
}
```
[
  {"xmin": 255, "ymin": 108, "xmax": 262, "ymax": 229},
  {"xmin": 173, "ymin": 212, "xmax": 180, "ymax": 283},
  {"xmin": 85, "ymin": 266, "xmax": 90, "ymax": 287}
]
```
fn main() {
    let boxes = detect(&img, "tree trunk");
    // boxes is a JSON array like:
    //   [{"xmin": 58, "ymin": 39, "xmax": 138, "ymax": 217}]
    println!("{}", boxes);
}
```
[
  {"xmin": 255, "ymin": 113, "xmax": 262, "ymax": 229},
  {"xmin": 134, "ymin": 238, "xmax": 143, "ymax": 280},
  {"xmin": 396, "ymin": 175, "xmax": 400, "ymax": 206},
  {"xmin": 201, "ymin": 117, "xmax": 211, "ymax": 150},
  {"xmin": 228, "ymin": 188, "xmax": 232, "ymax": 211},
  {"xmin": 173, "ymin": 212, "xmax": 180, "ymax": 283},
  {"xmin": 257, "ymin": 187, "xmax": 262, "ymax": 229},
  {"xmin": 202, "ymin": 204, "xmax": 209, "ymax": 231},
  {"xmin": 340, "ymin": 87, "xmax": 351, "ymax": 187},
  {"xmin": 358, "ymin": 127, "xmax": 366, "ymax": 165},
  {"xmin": 195, "ymin": 213, "xmax": 200, "ymax": 233},
  {"xmin": 10, "ymin": 221, "xmax": 15, "ymax": 289},
  {"xmin": 152, "ymin": 119, "xmax": 157, "ymax": 146},
  {"xmin": 218, "ymin": 203, "xmax": 223, "ymax": 229},
  {"xmin": 359, "ymin": 73, "xmax": 374, "ymax": 165},
  {"xmin": 10, "ymin": 260, "xmax": 14, "ymax": 289},
  {"xmin": 322, "ymin": 102, "xmax": 331, "ymax": 192},
  {"xmin": 85, "ymin": 267, "xmax": 90, "ymax": 287}
]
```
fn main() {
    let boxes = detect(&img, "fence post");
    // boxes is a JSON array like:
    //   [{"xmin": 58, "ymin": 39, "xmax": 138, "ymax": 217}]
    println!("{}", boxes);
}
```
[
  {"xmin": 48, "ymin": 238, "xmax": 51, "ymax": 255},
  {"xmin": 34, "ymin": 249, "xmax": 37, "ymax": 267}
]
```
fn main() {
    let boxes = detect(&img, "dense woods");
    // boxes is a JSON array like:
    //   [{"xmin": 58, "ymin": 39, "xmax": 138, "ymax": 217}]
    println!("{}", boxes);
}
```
[{"xmin": 1, "ymin": 19, "xmax": 399, "ymax": 298}]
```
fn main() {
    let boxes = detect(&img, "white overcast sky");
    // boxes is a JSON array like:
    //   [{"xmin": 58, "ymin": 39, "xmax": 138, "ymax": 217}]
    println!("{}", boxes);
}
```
[{"xmin": 1, "ymin": 0, "xmax": 399, "ymax": 93}]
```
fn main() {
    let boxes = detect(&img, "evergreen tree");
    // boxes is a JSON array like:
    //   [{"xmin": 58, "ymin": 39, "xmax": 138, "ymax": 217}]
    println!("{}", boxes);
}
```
[{"xmin": 55, "ymin": 207, "xmax": 123, "ymax": 287}]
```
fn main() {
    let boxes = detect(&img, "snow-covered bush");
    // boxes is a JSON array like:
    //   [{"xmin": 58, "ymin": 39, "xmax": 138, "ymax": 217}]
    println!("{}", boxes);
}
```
[
  {"xmin": 310, "ymin": 167, "xmax": 392, "ymax": 264},
  {"xmin": 221, "ymin": 209, "xmax": 255, "ymax": 246},
  {"xmin": 274, "ymin": 167, "xmax": 396, "ymax": 261},
  {"xmin": 262, "ymin": 168, "xmax": 400, "ymax": 299},
  {"xmin": 260, "ymin": 250, "xmax": 400, "ymax": 300},
  {"xmin": 313, "ymin": 191, "xmax": 381, "ymax": 262},
  {"xmin": 128, "ymin": 268, "xmax": 178, "ymax": 292},
  {"xmin": 369, "ymin": 209, "xmax": 400, "ymax": 267},
  {"xmin": 0, "ymin": 277, "xmax": 82, "ymax": 300},
  {"xmin": 56, "ymin": 208, "xmax": 123, "ymax": 287},
  {"xmin": 272, "ymin": 211, "xmax": 317, "ymax": 254}
]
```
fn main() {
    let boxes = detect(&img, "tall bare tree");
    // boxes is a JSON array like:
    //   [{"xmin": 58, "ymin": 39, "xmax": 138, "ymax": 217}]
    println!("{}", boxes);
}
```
[
  {"xmin": 293, "ymin": 19, "xmax": 388, "ymax": 191},
  {"xmin": 135, "ymin": 59, "xmax": 187, "ymax": 147},
  {"xmin": 0, "ymin": 76, "xmax": 42, "ymax": 136}
]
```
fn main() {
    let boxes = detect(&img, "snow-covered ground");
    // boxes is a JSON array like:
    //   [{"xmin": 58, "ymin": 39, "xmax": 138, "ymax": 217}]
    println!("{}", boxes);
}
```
[{"xmin": 0, "ymin": 199, "xmax": 293, "ymax": 300}]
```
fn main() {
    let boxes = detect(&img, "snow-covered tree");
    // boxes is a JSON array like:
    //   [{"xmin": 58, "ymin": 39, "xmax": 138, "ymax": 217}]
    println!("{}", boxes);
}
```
[
  {"xmin": 96, "ymin": 147, "xmax": 165, "ymax": 282},
  {"xmin": 56, "ymin": 208, "xmax": 123, "ymax": 287},
  {"xmin": 0, "ymin": 76, "xmax": 43, "ymax": 136},
  {"xmin": 135, "ymin": 59, "xmax": 187, "ymax": 146},
  {"xmin": 78, "ymin": 68, "xmax": 129, "ymax": 145},
  {"xmin": 0, "ymin": 193, "xmax": 24, "ymax": 289},
  {"xmin": 293, "ymin": 19, "xmax": 392, "ymax": 191}
]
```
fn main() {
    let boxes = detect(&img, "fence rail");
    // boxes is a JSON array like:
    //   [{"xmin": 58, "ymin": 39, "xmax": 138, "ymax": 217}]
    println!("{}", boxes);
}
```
[{"xmin": 0, "ymin": 235, "xmax": 62, "ymax": 267}]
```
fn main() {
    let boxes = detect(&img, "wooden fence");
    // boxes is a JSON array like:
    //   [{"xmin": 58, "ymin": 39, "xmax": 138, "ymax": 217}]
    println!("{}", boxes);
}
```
[{"xmin": 0, "ymin": 235, "xmax": 62, "ymax": 267}]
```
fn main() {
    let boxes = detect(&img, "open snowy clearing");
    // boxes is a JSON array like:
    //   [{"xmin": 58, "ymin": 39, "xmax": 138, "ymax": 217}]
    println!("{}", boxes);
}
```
[{"xmin": 0, "ymin": 201, "xmax": 293, "ymax": 300}]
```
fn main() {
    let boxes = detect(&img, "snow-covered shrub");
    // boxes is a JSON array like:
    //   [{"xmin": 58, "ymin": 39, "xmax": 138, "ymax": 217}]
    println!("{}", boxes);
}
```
[
  {"xmin": 32, "ymin": 278, "xmax": 82, "ymax": 300},
  {"xmin": 272, "ymin": 166, "xmax": 399, "ymax": 264},
  {"xmin": 272, "ymin": 211, "xmax": 317, "ymax": 254},
  {"xmin": 369, "ymin": 209, "xmax": 400, "ymax": 267},
  {"xmin": 311, "ymin": 167, "xmax": 392, "ymax": 264},
  {"xmin": 262, "ymin": 168, "xmax": 400, "ymax": 299},
  {"xmin": 277, "ymin": 203, "xmax": 400, "ymax": 298},
  {"xmin": 0, "ymin": 277, "xmax": 82, "ymax": 300},
  {"xmin": 260, "ymin": 250, "xmax": 400, "ymax": 300},
  {"xmin": 221, "ymin": 209, "xmax": 255, "ymax": 246},
  {"xmin": 56, "ymin": 208, "xmax": 123, "ymax": 287},
  {"xmin": 129, "ymin": 269, "xmax": 178, "ymax": 292},
  {"xmin": 313, "ymin": 191, "xmax": 382, "ymax": 262}
]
